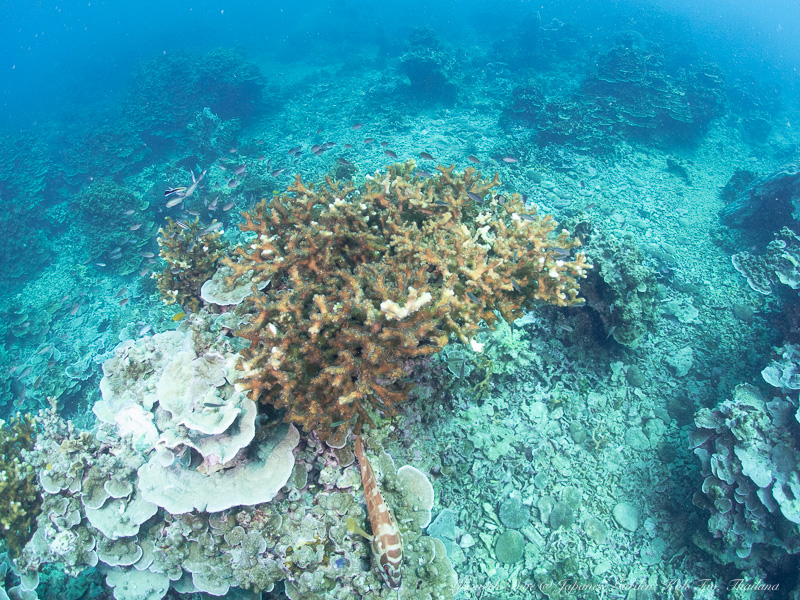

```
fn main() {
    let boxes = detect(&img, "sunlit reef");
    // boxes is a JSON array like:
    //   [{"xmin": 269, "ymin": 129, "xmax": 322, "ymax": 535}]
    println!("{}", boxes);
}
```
[{"xmin": 1, "ymin": 10, "xmax": 799, "ymax": 600}]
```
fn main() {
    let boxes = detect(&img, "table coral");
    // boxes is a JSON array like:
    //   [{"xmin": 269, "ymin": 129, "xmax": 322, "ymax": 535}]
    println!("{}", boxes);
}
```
[
  {"xmin": 224, "ymin": 161, "xmax": 590, "ymax": 442},
  {"xmin": 0, "ymin": 414, "xmax": 40, "ymax": 556}
]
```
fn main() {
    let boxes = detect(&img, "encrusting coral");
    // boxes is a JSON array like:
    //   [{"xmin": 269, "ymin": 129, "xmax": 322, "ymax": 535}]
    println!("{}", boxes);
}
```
[
  {"xmin": 224, "ymin": 161, "xmax": 590, "ymax": 442},
  {"xmin": 155, "ymin": 217, "xmax": 227, "ymax": 312},
  {"xmin": 0, "ymin": 414, "xmax": 40, "ymax": 556}
]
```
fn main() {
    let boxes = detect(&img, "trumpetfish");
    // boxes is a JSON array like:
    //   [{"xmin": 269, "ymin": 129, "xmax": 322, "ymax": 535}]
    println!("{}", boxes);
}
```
[{"xmin": 348, "ymin": 435, "xmax": 403, "ymax": 590}]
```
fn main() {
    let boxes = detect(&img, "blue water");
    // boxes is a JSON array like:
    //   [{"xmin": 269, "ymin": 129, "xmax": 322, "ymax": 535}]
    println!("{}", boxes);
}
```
[
  {"xmin": 2, "ymin": 0, "xmax": 800, "ymax": 598},
  {"xmin": 3, "ymin": 0, "xmax": 799, "ymax": 128}
]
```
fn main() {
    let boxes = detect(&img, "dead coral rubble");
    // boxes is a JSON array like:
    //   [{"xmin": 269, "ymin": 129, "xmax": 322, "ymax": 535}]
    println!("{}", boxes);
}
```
[{"xmin": 224, "ymin": 161, "xmax": 590, "ymax": 442}]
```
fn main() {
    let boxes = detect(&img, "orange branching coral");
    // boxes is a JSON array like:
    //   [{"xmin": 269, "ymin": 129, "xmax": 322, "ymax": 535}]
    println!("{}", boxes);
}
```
[{"xmin": 224, "ymin": 161, "xmax": 590, "ymax": 442}]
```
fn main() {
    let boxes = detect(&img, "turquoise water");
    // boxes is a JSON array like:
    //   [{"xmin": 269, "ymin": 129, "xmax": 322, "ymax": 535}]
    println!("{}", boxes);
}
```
[{"xmin": 1, "ymin": 1, "xmax": 799, "ymax": 599}]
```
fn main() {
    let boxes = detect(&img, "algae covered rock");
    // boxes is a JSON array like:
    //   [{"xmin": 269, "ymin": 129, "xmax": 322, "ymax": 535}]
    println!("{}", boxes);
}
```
[
  {"xmin": 495, "ymin": 530, "xmax": 525, "ymax": 564},
  {"xmin": 498, "ymin": 497, "xmax": 530, "ymax": 529},
  {"xmin": 549, "ymin": 501, "xmax": 575, "ymax": 530},
  {"xmin": 612, "ymin": 502, "xmax": 640, "ymax": 532}
]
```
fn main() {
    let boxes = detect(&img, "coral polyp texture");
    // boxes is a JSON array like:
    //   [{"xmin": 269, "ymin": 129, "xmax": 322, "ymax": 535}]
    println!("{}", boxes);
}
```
[
  {"xmin": 155, "ymin": 217, "xmax": 227, "ymax": 312},
  {"xmin": 0, "ymin": 413, "xmax": 40, "ymax": 556},
  {"xmin": 224, "ymin": 161, "xmax": 590, "ymax": 442}
]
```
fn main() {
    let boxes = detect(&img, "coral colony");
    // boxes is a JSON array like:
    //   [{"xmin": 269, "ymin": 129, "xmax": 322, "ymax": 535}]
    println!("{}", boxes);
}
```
[
  {"xmin": 6, "ymin": 162, "xmax": 587, "ymax": 599},
  {"xmin": 224, "ymin": 162, "xmax": 589, "ymax": 443}
]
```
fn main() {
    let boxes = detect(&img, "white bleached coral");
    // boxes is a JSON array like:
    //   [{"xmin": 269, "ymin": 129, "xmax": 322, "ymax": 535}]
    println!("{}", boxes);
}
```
[
  {"xmin": 92, "ymin": 321, "xmax": 297, "ymax": 511},
  {"xmin": 137, "ymin": 423, "xmax": 299, "ymax": 513},
  {"xmin": 200, "ymin": 264, "xmax": 268, "ymax": 306}
]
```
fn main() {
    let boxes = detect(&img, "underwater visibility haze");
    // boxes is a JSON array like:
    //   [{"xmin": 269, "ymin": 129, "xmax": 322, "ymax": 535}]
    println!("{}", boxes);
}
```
[{"xmin": 2, "ymin": 0, "xmax": 800, "ymax": 598}]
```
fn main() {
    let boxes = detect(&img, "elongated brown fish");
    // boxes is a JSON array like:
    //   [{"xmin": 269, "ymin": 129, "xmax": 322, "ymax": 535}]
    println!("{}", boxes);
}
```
[{"xmin": 352, "ymin": 435, "xmax": 403, "ymax": 590}]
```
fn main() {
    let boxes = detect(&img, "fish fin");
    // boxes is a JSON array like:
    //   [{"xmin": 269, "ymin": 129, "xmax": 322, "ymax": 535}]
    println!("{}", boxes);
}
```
[{"xmin": 346, "ymin": 517, "xmax": 373, "ymax": 542}]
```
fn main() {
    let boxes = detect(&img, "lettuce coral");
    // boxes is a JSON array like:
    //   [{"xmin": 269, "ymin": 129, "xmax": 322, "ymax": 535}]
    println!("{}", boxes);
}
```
[{"xmin": 224, "ymin": 161, "xmax": 590, "ymax": 443}]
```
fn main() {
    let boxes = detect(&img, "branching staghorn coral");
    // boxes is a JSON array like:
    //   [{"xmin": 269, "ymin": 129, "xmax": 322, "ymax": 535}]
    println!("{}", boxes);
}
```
[
  {"xmin": 224, "ymin": 161, "xmax": 590, "ymax": 442},
  {"xmin": 0, "ymin": 413, "xmax": 40, "ymax": 556},
  {"xmin": 155, "ymin": 217, "xmax": 227, "ymax": 312}
]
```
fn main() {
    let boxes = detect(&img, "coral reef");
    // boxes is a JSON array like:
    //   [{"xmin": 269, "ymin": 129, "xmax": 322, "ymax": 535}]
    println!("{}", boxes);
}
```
[
  {"xmin": 223, "ymin": 161, "xmax": 590, "ymax": 442},
  {"xmin": 397, "ymin": 27, "xmax": 460, "ymax": 103},
  {"xmin": 582, "ymin": 43, "xmax": 725, "ymax": 145},
  {"xmin": 92, "ymin": 317, "xmax": 294, "ymax": 513},
  {"xmin": 690, "ymin": 371, "xmax": 800, "ymax": 568},
  {"xmin": 69, "ymin": 178, "xmax": 156, "ymax": 275},
  {"xmin": 57, "ymin": 120, "xmax": 150, "ymax": 186},
  {"xmin": 122, "ymin": 49, "xmax": 265, "ymax": 155},
  {"xmin": 17, "ymin": 324, "xmax": 456, "ymax": 599},
  {"xmin": 0, "ymin": 414, "xmax": 40, "ymax": 556},
  {"xmin": 155, "ymin": 217, "xmax": 227, "ymax": 313},
  {"xmin": 501, "ymin": 83, "xmax": 604, "ymax": 153},
  {"xmin": 502, "ymin": 36, "xmax": 726, "ymax": 150}
]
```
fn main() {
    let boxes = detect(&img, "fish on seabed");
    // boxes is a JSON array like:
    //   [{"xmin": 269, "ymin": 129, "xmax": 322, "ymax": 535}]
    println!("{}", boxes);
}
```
[{"xmin": 348, "ymin": 435, "xmax": 403, "ymax": 591}]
